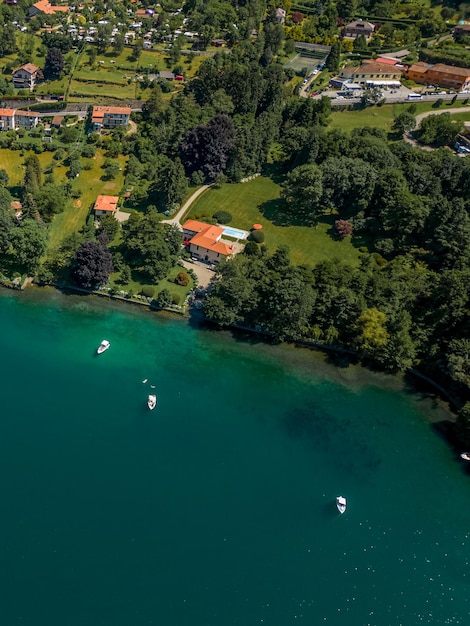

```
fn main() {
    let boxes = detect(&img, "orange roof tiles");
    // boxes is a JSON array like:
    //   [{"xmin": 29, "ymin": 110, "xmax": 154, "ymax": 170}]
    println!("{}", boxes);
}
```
[
  {"xmin": 14, "ymin": 63, "xmax": 41, "ymax": 75},
  {"xmin": 33, "ymin": 0, "xmax": 69, "ymax": 14},
  {"xmin": 0, "ymin": 108, "xmax": 15, "ymax": 117},
  {"xmin": 183, "ymin": 220, "xmax": 233, "ymax": 256},
  {"xmin": 94, "ymin": 195, "xmax": 119, "ymax": 212}
]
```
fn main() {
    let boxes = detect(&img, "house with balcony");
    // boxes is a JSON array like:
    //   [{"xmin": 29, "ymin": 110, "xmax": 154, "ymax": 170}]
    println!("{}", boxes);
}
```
[
  {"xmin": 12, "ymin": 63, "xmax": 44, "ymax": 91},
  {"xmin": 0, "ymin": 108, "xmax": 39, "ymax": 129},
  {"xmin": 91, "ymin": 106, "xmax": 131, "ymax": 132},
  {"xmin": 0, "ymin": 109, "xmax": 16, "ymax": 130},
  {"xmin": 343, "ymin": 20, "xmax": 375, "ymax": 39},
  {"xmin": 15, "ymin": 111, "xmax": 40, "ymax": 128}
]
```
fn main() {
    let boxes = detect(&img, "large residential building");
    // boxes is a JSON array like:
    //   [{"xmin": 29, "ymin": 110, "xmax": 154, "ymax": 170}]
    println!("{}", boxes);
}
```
[
  {"xmin": 339, "ymin": 61, "xmax": 403, "ymax": 86},
  {"xmin": 12, "ymin": 63, "xmax": 44, "ymax": 91},
  {"xmin": 0, "ymin": 108, "xmax": 16, "ymax": 130},
  {"xmin": 343, "ymin": 20, "xmax": 375, "ymax": 39},
  {"xmin": 182, "ymin": 220, "xmax": 234, "ymax": 264},
  {"xmin": 93, "ymin": 195, "xmax": 119, "ymax": 217},
  {"xmin": 0, "ymin": 108, "xmax": 39, "ymax": 129},
  {"xmin": 91, "ymin": 106, "xmax": 131, "ymax": 131},
  {"xmin": 28, "ymin": 0, "xmax": 69, "ymax": 17},
  {"xmin": 407, "ymin": 62, "xmax": 470, "ymax": 90}
]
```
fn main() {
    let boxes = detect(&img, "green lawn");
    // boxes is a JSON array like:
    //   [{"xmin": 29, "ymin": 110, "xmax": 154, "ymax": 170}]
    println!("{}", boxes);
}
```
[
  {"xmin": 109, "ymin": 264, "xmax": 194, "ymax": 303},
  {"xmin": 186, "ymin": 177, "xmax": 360, "ymax": 267},
  {"xmin": 328, "ymin": 100, "xmax": 470, "ymax": 132},
  {"xmin": 47, "ymin": 150, "xmax": 127, "ymax": 252}
]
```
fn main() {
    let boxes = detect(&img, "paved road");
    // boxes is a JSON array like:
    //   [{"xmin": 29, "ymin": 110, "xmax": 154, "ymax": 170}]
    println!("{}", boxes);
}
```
[
  {"xmin": 162, "ymin": 185, "xmax": 210, "ymax": 230},
  {"xmin": 404, "ymin": 105, "xmax": 470, "ymax": 149}
]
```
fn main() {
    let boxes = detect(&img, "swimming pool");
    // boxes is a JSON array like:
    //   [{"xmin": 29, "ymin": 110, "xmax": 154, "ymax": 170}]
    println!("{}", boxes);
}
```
[{"xmin": 222, "ymin": 226, "xmax": 247, "ymax": 239}]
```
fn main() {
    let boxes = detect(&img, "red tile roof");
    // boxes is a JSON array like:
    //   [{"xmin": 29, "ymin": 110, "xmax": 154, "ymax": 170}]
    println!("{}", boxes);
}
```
[
  {"xmin": 91, "ymin": 105, "xmax": 131, "ymax": 123},
  {"xmin": 0, "ymin": 108, "xmax": 15, "ymax": 117},
  {"xmin": 94, "ymin": 195, "xmax": 119, "ymax": 212},
  {"xmin": 183, "ymin": 220, "xmax": 233, "ymax": 255},
  {"xmin": 33, "ymin": 0, "xmax": 69, "ymax": 14}
]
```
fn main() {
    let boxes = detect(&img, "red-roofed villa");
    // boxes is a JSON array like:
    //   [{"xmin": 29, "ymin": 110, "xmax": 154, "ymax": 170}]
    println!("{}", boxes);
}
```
[
  {"xmin": 93, "ymin": 195, "xmax": 119, "ymax": 217},
  {"xmin": 182, "ymin": 220, "xmax": 234, "ymax": 264}
]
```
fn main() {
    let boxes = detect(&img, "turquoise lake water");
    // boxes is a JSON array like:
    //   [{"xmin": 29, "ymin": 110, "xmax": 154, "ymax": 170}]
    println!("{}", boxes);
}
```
[{"xmin": 0, "ymin": 288, "xmax": 469, "ymax": 626}]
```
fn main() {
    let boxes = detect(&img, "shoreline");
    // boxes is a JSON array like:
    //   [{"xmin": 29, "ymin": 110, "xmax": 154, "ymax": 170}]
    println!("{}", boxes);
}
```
[{"xmin": 3, "ymin": 282, "xmax": 457, "ymax": 424}]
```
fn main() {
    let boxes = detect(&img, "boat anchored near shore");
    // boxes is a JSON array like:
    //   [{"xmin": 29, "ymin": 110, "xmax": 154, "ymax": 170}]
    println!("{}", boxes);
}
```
[
  {"xmin": 461, "ymin": 452, "xmax": 470, "ymax": 461},
  {"xmin": 97, "ymin": 340, "xmax": 110, "ymax": 354},
  {"xmin": 147, "ymin": 394, "xmax": 157, "ymax": 410}
]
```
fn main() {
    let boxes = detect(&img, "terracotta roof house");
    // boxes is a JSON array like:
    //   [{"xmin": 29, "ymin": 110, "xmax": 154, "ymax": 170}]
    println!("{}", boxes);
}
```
[
  {"xmin": 339, "ymin": 61, "xmax": 403, "ymax": 85},
  {"xmin": 0, "ymin": 107, "xmax": 39, "ymax": 129},
  {"xmin": 93, "ymin": 195, "xmax": 119, "ymax": 216},
  {"xmin": 12, "ymin": 63, "xmax": 44, "ymax": 91},
  {"xmin": 343, "ymin": 20, "xmax": 375, "ymax": 38},
  {"xmin": 91, "ymin": 106, "xmax": 131, "ymax": 131},
  {"xmin": 15, "ymin": 111, "xmax": 40, "ymax": 128},
  {"xmin": 28, "ymin": 0, "xmax": 69, "ymax": 17},
  {"xmin": 182, "ymin": 220, "xmax": 234, "ymax": 264},
  {"xmin": 0, "ymin": 108, "xmax": 16, "ymax": 130},
  {"xmin": 407, "ymin": 62, "xmax": 470, "ymax": 89}
]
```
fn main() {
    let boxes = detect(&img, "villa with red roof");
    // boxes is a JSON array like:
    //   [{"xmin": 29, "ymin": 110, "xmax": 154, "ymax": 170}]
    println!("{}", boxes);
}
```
[
  {"xmin": 28, "ymin": 0, "xmax": 69, "ymax": 17},
  {"xmin": 182, "ymin": 220, "xmax": 234, "ymax": 264},
  {"xmin": 91, "ymin": 106, "xmax": 131, "ymax": 132},
  {"xmin": 93, "ymin": 195, "xmax": 119, "ymax": 217}
]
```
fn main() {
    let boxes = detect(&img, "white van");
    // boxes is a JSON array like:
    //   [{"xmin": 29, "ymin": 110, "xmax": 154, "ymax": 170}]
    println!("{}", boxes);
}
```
[{"xmin": 407, "ymin": 93, "xmax": 422, "ymax": 100}]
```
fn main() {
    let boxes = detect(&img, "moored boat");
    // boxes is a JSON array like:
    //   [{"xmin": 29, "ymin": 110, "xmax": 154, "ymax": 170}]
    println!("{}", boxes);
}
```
[
  {"xmin": 461, "ymin": 452, "xmax": 470, "ymax": 461},
  {"xmin": 97, "ymin": 340, "xmax": 110, "ymax": 354},
  {"xmin": 336, "ymin": 496, "xmax": 347, "ymax": 514},
  {"xmin": 147, "ymin": 394, "xmax": 157, "ymax": 410}
]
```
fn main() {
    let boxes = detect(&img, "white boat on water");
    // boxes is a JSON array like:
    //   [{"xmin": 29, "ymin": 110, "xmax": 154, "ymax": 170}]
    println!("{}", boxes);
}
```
[
  {"xmin": 461, "ymin": 453, "xmax": 470, "ymax": 461},
  {"xmin": 147, "ymin": 394, "xmax": 157, "ymax": 410},
  {"xmin": 97, "ymin": 340, "xmax": 110, "ymax": 354},
  {"xmin": 336, "ymin": 496, "xmax": 347, "ymax": 514}
]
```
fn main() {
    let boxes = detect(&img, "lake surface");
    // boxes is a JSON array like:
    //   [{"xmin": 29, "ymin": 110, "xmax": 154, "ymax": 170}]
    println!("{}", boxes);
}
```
[{"xmin": 0, "ymin": 288, "xmax": 469, "ymax": 626}]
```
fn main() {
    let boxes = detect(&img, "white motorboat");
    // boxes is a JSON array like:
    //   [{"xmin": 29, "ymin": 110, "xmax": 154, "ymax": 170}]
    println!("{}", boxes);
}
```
[
  {"xmin": 147, "ymin": 394, "xmax": 157, "ymax": 410},
  {"xmin": 336, "ymin": 496, "xmax": 347, "ymax": 514},
  {"xmin": 461, "ymin": 452, "xmax": 470, "ymax": 461},
  {"xmin": 97, "ymin": 340, "xmax": 110, "ymax": 354}
]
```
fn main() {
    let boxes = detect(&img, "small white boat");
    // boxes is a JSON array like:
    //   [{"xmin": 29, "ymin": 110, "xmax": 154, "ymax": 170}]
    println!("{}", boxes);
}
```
[
  {"xmin": 336, "ymin": 496, "xmax": 347, "ymax": 514},
  {"xmin": 461, "ymin": 453, "xmax": 470, "ymax": 461},
  {"xmin": 97, "ymin": 340, "xmax": 110, "ymax": 354},
  {"xmin": 147, "ymin": 394, "xmax": 157, "ymax": 410},
  {"xmin": 142, "ymin": 379, "xmax": 148, "ymax": 384}
]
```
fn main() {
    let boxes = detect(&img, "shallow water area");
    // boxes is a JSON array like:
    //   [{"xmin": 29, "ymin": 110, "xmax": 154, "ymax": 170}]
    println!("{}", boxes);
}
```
[{"xmin": 0, "ymin": 288, "xmax": 468, "ymax": 626}]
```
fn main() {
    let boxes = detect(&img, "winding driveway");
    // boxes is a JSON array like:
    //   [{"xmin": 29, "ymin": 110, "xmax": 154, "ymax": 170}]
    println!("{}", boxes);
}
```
[
  {"xmin": 405, "ymin": 106, "xmax": 470, "ymax": 149},
  {"xmin": 162, "ymin": 184, "xmax": 210, "ymax": 230}
]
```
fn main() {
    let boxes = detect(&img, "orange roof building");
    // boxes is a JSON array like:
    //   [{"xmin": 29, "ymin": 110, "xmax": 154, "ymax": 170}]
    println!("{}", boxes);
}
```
[
  {"xmin": 182, "ymin": 220, "xmax": 234, "ymax": 263},
  {"xmin": 407, "ymin": 62, "xmax": 470, "ymax": 89},
  {"xmin": 91, "ymin": 106, "xmax": 131, "ymax": 131},
  {"xmin": 93, "ymin": 195, "xmax": 119, "ymax": 216},
  {"xmin": 29, "ymin": 0, "xmax": 69, "ymax": 16}
]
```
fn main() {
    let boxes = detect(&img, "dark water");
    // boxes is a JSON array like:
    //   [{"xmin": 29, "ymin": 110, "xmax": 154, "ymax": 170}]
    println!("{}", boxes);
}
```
[{"xmin": 0, "ymin": 289, "xmax": 468, "ymax": 626}]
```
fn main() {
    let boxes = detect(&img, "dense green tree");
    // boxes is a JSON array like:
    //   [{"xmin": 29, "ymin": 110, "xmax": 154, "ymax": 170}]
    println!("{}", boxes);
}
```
[
  {"xmin": 281, "ymin": 164, "xmax": 324, "ymax": 225},
  {"xmin": 44, "ymin": 48, "xmax": 64, "ymax": 80},
  {"xmin": 9, "ymin": 221, "xmax": 48, "ymax": 274},
  {"xmin": 419, "ymin": 113, "xmax": 464, "ymax": 146},
  {"xmin": 392, "ymin": 112, "xmax": 417, "ymax": 136}
]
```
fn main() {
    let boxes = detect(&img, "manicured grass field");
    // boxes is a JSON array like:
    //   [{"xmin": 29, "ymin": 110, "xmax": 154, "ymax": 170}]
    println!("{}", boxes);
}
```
[
  {"xmin": 187, "ymin": 177, "xmax": 360, "ymax": 267},
  {"xmin": 109, "ymin": 264, "xmax": 193, "ymax": 302},
  {"xmin": 328, "ymin": 100, "xmax": 470, "ymax": 132},
  {"xmin": 47, "ymin": 150, "xmax": 127, "ymax": 252}
]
